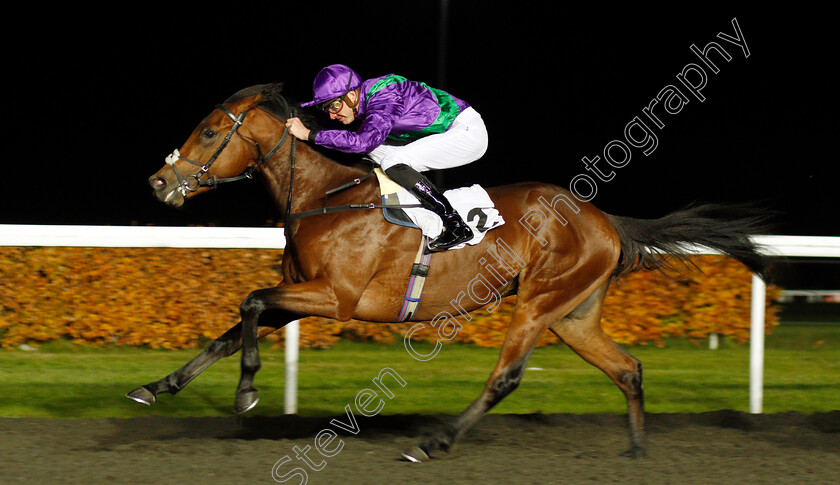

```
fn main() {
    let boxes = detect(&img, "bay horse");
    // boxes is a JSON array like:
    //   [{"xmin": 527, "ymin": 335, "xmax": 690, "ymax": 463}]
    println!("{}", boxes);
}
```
[{"xmin": 132, "ymin": 83, "xmax": 769, "ymax": 461}]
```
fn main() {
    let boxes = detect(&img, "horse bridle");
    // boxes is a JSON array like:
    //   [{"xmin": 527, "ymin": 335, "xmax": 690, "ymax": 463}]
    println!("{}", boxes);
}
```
[
  {"xmin": 165, "ymin": 104, "xmax": 296, "ymax": 218},
  {"xmin": 163, "ymin": 101, "xmax": 420, "ymax": 223}
]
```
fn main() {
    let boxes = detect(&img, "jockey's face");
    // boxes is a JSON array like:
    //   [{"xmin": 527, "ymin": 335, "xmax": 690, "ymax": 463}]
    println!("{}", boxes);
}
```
[{"xmin": 328, "ymin": 90, "xmax": 358, "ymax": 124}]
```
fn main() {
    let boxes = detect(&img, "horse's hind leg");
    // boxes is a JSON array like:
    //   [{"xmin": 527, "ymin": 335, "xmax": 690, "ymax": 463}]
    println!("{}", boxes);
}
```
[
  {"xmin": 549, "ymin": 283, "xmax": 647, "ymax": 457},
  {"xmin": 125, "ymin": 323, "xmax": 277, "ymax": 405},
  {"xmin": 402, "ymin": 304, "xmax": 547, "ymax": 462}
]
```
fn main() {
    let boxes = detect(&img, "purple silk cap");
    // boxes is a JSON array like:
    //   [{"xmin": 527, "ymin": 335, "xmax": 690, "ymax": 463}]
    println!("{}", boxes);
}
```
[{"xmin": 300, "ymin": 64, "xmax": 362, "ymax": 107}]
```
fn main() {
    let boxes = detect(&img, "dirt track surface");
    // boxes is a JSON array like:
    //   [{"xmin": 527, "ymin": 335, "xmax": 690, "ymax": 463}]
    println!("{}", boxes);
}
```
[{"xmin": 1, "ymin": 411, "xmax": 837, "ymax": 484}]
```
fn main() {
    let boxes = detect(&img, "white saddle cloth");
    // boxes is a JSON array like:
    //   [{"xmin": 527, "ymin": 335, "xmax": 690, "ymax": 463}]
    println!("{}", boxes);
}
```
[
  {"xmin": 372, "ymin": 168, "xmax": 503, "ymax": 250},
  {"xmin": 397, "ymin": 186, "xmax": 504, "ymax": 249}
]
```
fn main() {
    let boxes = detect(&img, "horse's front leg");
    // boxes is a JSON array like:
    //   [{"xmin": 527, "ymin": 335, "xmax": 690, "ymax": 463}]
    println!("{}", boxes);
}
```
[
  {"xmin": 235, "ymin": 279, "xmax": 344, "ymax": 414},
  {"xmin": 126, "ymin": 323, "xmax": 279, "ymax": 405}
]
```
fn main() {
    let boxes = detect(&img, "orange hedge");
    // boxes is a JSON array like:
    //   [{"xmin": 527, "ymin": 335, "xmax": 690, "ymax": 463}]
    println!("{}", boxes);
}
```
[{"xmin": 0, "ymin": 247, "xmax": 779, "ymax": 349}]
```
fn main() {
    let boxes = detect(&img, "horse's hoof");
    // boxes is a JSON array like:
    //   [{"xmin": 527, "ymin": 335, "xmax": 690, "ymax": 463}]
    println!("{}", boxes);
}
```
[
  {"xmin": 400, "ymin": 445, "xmax": 431, "ymax": 463},
  {"xmin": 125, "ymin": 386, "xmax": 156, "ymax": 406},
  {"xmin": 235, "ymin": 389, "xmax": 259, "ymax": 414},
  {"xmin": 620, "ymin": 446, "xmax": 647, "ymax": 458}
]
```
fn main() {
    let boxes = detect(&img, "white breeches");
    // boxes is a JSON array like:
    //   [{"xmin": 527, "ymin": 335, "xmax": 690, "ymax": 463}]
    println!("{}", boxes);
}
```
[{"xmin": 367, "ymin": 107, "xmax": 488, "ymax": 172}]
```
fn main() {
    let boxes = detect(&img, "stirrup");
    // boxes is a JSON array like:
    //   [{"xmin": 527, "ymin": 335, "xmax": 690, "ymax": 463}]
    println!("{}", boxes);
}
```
[{"xmin": 428, "ymin": 217, "xmax": 473, "ymax": 251}]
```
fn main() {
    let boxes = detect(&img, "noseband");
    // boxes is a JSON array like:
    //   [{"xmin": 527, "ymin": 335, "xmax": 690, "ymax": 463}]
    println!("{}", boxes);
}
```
[{"xmin": 165, "ymin": 104, "xmax": 296, "ymax": 218}]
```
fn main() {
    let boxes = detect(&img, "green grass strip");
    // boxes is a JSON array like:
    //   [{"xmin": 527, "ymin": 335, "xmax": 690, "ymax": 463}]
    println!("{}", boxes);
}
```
[{"xmin": 1, "ymin": 326, "xmax": 837, "ymax": 418}]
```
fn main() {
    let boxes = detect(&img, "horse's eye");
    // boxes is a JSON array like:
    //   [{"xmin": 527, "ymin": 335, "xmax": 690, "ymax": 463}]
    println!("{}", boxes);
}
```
[{"xmin": 203, "ymin": 129, "xmax": 216, "ymax": 139}]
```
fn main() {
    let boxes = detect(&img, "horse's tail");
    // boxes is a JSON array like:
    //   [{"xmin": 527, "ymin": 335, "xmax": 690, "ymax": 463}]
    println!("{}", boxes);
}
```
[{"xmin": 606, "ymin": 203, "xmax": 773, "ymax": 281}]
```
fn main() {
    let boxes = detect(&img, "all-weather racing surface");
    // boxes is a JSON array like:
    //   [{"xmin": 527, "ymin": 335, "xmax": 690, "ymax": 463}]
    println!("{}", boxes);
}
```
[{"xmin": 1, "ymin": 411, "xmax": 837, "ymax": 484}]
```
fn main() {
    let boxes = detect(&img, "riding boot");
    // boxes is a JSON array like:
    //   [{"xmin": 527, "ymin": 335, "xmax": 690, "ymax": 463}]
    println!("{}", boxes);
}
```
[{"xmin": 384, "ymin": 164, "xmax": 473, "ymax": 252}]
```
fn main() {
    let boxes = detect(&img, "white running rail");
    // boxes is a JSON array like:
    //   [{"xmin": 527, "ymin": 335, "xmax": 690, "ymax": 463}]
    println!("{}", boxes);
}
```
[{"xmin": 2, "ymin": 225, "xmax": 838, "ymax": 414}]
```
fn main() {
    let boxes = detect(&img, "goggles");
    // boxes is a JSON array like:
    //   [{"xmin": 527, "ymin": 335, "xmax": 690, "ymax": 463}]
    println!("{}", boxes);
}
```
[{"xmin": 320, "ymin": 97, "xmax": 345, "ymax": 114}]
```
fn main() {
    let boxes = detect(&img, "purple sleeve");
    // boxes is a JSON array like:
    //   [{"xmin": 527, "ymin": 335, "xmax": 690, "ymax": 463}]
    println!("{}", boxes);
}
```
[{"xmin": 313, "ymin": 88, "xmax": 405, "ymax": 154}]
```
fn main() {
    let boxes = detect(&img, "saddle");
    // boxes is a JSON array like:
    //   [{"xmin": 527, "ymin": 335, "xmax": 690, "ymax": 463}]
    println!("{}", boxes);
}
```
[
  {"xmin": 289, "ymin": 168, "xmax": 503, "ymax": 321},
  {"xmin": 289, "ymin": 167, "xmax": 504, "ymax": 245},
  {"xmin": 372, "ymin": 168, "xmax": 505, "ymax": 321},
  {"xmin": 369, "ymin": 169, "xmax": 427, "ymax": 320},
  {"xmin": 373, "ymin": 168, "xmax": 505, "ymax": 246},
  {"xmin": 374, "ymin": 168, "xmax": 422, "ymax": 228}
]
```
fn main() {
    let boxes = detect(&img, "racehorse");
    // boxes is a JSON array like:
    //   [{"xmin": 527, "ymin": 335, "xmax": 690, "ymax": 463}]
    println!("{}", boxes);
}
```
[{"xmin": 132, "ymin": 83, "xmax": 770, "ymax": 461}]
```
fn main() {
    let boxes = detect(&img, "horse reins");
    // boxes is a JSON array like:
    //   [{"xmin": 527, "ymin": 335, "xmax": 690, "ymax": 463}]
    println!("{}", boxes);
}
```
[{"xmin": 166, "ymin": 102, "xmax": 418, "ymax": 223}]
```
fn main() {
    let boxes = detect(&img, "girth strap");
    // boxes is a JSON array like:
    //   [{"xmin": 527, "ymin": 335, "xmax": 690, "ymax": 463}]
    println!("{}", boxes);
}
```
[{"xmin": 397, "ymin": 235, "xmax": 432, "ymax": 322}]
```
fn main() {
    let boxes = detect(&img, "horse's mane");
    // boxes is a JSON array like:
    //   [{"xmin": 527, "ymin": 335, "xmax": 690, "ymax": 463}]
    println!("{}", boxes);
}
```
[
  {"xmin": 224, "ymin": 83, "xmax": 367, "ymax": 168},
  {"xmin": 223, "ymin": 83, "xmax": 317, "ymax": 125}
]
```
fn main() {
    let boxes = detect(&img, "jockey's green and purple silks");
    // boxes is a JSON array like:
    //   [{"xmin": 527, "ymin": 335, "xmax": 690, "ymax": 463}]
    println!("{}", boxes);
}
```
[{"xmin": 312, "ymin": 74, "xmax": 470, "ymax": 154}]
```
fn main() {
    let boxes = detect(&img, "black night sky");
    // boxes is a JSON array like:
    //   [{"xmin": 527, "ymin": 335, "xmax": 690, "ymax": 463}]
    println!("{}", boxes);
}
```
[{"xmin": 4, "ymin": 4, "xmax": 837, "ymax": 241}]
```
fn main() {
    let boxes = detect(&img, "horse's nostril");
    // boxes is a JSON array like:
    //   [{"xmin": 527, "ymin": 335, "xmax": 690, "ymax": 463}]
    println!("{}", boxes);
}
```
[{"xmin": 150, "ymin": 177, "xmax": 167, "ymax": 189}]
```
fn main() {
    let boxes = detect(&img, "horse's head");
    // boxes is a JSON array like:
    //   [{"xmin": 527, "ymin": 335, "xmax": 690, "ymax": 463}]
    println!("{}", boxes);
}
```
[{"xmin": 149, "ymin": 84, "xmax": 291, "ymax": 207}]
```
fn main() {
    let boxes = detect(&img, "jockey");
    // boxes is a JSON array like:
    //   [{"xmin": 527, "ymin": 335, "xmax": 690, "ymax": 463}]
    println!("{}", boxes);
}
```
[{"xmin": 286, "ymin": 64, "xmax": 488, "ymax": 252}]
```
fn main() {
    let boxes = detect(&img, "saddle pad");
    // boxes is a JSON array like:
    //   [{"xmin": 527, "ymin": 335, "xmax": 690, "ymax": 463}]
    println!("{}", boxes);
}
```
[
  {"xmin": 382, "ymin": 193, "xmax": 421, "ymax": 228},
  {"xmin": 373, "ymin": 168, "xmax": 505, "ymax": 250},
  {"xmin": 396, "ymin": 185, "xmax": 505, "ymax": 249},
  {"xmin": 374, "ymin": 168, "xmax": 403, "ymax": 195}
]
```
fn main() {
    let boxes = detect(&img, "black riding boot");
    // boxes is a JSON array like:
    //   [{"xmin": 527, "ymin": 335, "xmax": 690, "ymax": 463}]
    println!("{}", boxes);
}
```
[{"xmin": 384, "ymin": 164, "xmax": 473, "ymax": 251}]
